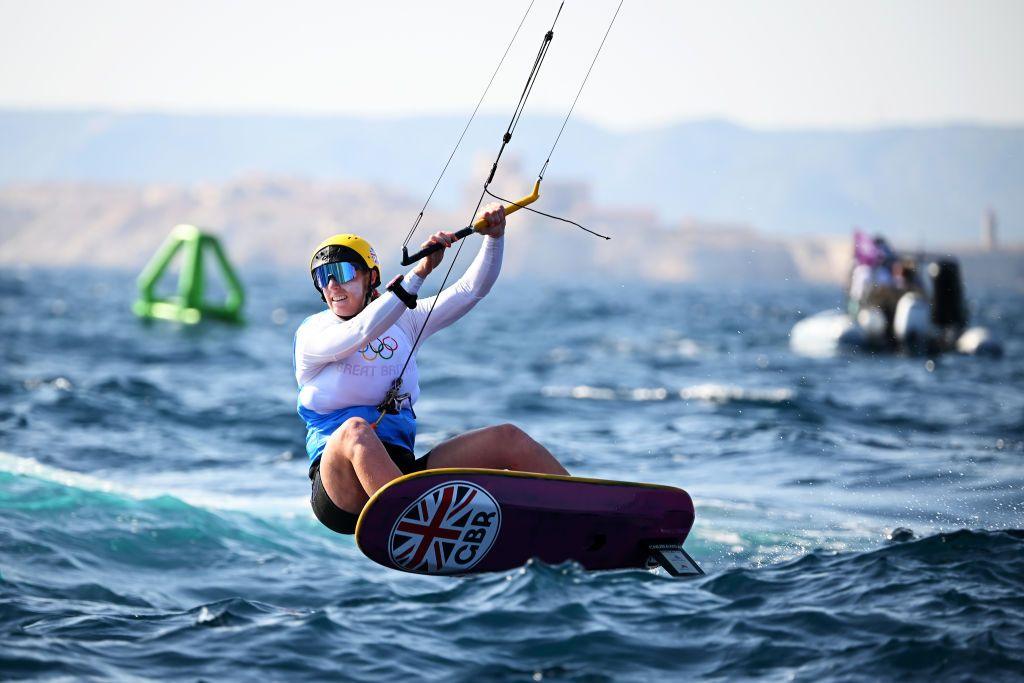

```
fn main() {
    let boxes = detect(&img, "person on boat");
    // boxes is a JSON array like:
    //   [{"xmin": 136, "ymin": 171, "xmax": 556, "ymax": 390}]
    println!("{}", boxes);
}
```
[
  {"xmin": 849, "ymin": 230, "xmax": 883, "ymax": 315},
  {"xmin": 849, "ymin": 231, "xmax": 899, "ymax": 319},
  {"xmin": 294, "ymin": 205, "xmax": 569, "ymax": 535},
  {"xmin": 872, "ymin": 236, "xmax": 896, "ymax": 288},
  {"xmin": 893, "ymin": 257, "xmax": 923, "ymax": 294}
]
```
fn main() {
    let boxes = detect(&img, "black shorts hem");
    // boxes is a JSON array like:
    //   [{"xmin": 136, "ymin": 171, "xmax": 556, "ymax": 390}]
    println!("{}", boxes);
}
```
[{"xmin": 309, "ymin": 443, "xmax": 429, "ymax": 536}]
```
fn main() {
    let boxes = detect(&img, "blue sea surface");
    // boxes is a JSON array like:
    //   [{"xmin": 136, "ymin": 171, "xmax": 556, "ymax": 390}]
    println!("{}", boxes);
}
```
[{"xmin": 1, "ymin": 267, "xmax": 1022, "ymax": 681}]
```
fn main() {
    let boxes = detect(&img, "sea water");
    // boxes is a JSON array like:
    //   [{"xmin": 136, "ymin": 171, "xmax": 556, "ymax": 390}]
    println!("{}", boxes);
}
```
[{"xmin": 1, "ymin": 268, "xmax": 1021, "ymax": 681}]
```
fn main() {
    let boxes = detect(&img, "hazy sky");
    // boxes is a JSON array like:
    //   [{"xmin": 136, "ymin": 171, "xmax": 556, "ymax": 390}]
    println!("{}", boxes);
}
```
[{"xmin": 1, "ymin": 0, "xmax": 1022, "ymax": 130}]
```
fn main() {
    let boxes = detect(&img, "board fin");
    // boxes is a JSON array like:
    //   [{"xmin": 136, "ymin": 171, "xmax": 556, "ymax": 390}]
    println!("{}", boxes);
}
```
[{"xmin": 647, "ymin": 543, "xmax": 704, "ymax": 577}]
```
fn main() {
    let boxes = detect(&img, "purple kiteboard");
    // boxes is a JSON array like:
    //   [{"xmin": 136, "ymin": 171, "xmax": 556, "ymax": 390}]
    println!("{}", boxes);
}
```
[{"xmin": 355, "ymin": 468, "xmax": 702, "ymax": 577}]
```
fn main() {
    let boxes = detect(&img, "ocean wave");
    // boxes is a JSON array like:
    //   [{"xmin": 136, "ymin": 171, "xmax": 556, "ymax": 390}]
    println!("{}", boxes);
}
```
[
  {"xmin": 541, "ymin": 383, "xmax": 795, "ymax": 405},
  {"xmin": 356, "ymin": 531, "xmax": 1023, "ymax": 681},
  {"xmin": 2, "ymin": 271, "xmax": 1020, "ymax": 681},
  {"xmin": 2, "ymin": 462, "xmax": 1021, "ymax": 682},
  {"xmin": 678, "ymin": 383, "xmax": 795, "ymax": 405},
  {"xmin": 0, "ymin": 452, "xmax": 307, "ymax": 517}
]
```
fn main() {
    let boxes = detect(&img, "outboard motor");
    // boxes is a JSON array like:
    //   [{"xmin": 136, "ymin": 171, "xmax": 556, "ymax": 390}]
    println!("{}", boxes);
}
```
[
  {"xmin": 927, "ymin": 257, "xmax": 1003, "ymax": 357},
  {"xmin": 929, "ymin": 259, "xmax": 967, "ymax": 332}
]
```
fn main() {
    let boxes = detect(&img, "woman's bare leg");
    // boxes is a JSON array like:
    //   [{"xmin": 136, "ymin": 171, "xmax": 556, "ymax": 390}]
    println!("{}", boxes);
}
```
[
  {"xmin": 319, "ymin": 417, "xmax": 403, "ymax": 514},
  {"xmin": 425, "ymin": 423, "xmax": 568, "ymax": 475}
]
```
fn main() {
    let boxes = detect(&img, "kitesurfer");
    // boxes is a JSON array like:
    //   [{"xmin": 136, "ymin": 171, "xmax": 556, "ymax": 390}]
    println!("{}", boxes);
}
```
[{"xmin": 294, "ymin": 205, "xmax": 569, "ymax": 535}]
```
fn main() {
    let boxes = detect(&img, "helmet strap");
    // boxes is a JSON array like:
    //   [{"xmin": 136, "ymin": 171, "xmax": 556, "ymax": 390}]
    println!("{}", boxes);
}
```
[{"xmin": 364, "ymin": 268, "xmax": 380, "ymax": 308}]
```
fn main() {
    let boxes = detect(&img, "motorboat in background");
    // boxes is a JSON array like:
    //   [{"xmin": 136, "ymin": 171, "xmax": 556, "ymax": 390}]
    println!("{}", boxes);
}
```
[{"xmin": 790, "ymin": 232, "xmax": 1002, "ymax": 358}]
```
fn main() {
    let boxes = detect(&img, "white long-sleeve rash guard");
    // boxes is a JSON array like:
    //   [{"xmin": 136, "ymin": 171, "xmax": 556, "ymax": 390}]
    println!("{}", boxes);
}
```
[{"xmin": 293, "ymin": 235, "xmax": 503, "ymax": 457}]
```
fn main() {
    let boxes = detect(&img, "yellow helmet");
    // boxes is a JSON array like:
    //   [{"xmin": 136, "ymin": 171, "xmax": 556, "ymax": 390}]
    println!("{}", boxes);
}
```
[{"xmin": 309, "ymin": 233, "xmax": 381, "ymax": 294}]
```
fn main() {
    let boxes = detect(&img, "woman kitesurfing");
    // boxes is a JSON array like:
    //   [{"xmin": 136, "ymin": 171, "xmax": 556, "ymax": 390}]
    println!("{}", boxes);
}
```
[
  {"xmin": 290, "ymin": 0, "xmax": 701, "ymax": 579},
  {"xmin": 295, "ymin": 215, "xmax": 568, "ymax": 535},
  {"xmin": 295, "ymin": 0, "xmax": 620, "ymax": 537}
]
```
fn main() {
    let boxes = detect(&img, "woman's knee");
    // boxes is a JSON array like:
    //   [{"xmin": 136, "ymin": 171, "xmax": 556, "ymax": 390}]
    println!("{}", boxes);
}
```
[
  {"xmin": 329, "ymin": 417, "xmax": 375, "ymax": 446},
  {"xmin": 332, "ymin": 417, "xmax": 398, "ymax": 472},
  {"xmin": 491, "ymin": 423, "xmax": 532, "ymax": 449},
  {"xmin": 324, "ymin": 418, "xmax": 376, "ymax": 464}
]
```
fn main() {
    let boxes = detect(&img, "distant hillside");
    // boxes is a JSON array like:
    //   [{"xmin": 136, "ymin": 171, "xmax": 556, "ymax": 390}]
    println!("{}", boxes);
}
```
[
  {"xmin": 1, "ymin": 110, "xmax": 1021, "ymax": 245},
  {"xmin": 0, "ymin": 176, "xmax": 841, "ymax": 285},
  {"xmin": 2, "ymin": 177, "xmax": 1020, "ymax": 291}
]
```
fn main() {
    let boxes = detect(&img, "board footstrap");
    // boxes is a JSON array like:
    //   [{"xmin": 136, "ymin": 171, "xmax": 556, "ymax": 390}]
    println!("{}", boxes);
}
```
[{"xmin": 647, "ymin": 543, "xmax": 704, "ymax": 577}]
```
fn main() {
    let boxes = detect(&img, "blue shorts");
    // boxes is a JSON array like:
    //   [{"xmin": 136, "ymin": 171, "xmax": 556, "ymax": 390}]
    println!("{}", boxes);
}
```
[{"xmin": 302, "ymin": 405, "xmax": 416, "ymax": 474}]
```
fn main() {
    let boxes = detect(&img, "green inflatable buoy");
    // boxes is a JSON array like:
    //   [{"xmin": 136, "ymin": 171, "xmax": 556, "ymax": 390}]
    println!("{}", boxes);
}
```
[{"xmin": 133, "ymin": 224, "xmax": 245, "ymax": 324}]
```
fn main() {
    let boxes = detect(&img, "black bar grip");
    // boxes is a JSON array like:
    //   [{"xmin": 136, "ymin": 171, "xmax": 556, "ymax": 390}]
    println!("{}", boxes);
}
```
[
  {"xmin": 399, "ymin": 180, "xmax": 541, "ymax": 266},
  {"xmin": 401, "ymin": 226, "xmax": 474, "ymax": 266}
]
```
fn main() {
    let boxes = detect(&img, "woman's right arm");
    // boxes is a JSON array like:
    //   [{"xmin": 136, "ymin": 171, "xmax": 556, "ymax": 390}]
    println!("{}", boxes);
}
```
[{"xmin": 295, "ymin": 273, "xmax": 424, "ymax": 381}]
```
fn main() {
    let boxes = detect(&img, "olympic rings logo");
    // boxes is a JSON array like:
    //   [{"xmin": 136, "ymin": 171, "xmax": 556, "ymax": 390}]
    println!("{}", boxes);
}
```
[{"xmin": 360, "ymin": 336, "xmax": 399, "ymax": 361}]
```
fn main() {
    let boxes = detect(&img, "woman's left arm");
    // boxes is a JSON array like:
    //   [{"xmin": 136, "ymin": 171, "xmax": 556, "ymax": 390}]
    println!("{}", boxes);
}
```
[{"xmin": 403, "ymin": 204, "xmax": 505, "ymax": 339}]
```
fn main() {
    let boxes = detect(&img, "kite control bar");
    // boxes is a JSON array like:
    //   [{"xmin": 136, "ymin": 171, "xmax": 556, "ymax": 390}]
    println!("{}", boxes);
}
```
[{"xmin": 400, "ymin": 180, "xmax": 541, "ymax": 266}]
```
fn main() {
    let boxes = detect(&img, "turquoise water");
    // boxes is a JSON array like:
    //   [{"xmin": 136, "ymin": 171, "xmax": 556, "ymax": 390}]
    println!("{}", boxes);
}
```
[{"xmin": 1, "ymin": 268, "xmax": 1022, "ymax": 680}]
